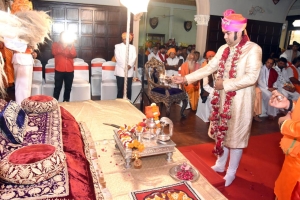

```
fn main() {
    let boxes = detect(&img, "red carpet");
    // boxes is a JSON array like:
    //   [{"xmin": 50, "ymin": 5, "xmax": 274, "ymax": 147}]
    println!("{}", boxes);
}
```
[{"xmin": 178, "ymin": 132, "xmax": 284, "ymax": 200}]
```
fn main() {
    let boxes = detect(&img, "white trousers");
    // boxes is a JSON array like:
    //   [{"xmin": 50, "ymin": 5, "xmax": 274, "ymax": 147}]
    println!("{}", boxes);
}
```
[
  {"xmin": 280, "ymin": 88, "xmax": 300, "ymax": 100},
  {"xmin": 260, "ymin": 87, "xmax": 278, "ymax": 116},
  {"xmin": 14, "ymin": 63, "xmax": 33, "ymax": 105}
]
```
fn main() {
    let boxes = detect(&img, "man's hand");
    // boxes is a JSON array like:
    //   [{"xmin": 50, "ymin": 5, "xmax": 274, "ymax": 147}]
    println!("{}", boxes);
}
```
[
  {"xmin": 268, "ymin": 88, "xmax": 276, "ymax": 92},
  {"xmin": 283, "ymin": 85, "xmax": 296, "ymax": 93},
  {"xmin": 172, "ymin": 76, "xmax": 185, "ymax": 84},
  {"xmin": 127, "ymin": 65, "xmax": 132, "ymax": 70},
  {"xmin": 269, "ymin": 90, "xmax": 289, "ymax": 109},
  {"xmin": 215, "ymin": 78, "xmax": 224, "ymax": 90},
  {"xmin": 278, "ymin": 112, "xmax": 291, "ymax": 127}
]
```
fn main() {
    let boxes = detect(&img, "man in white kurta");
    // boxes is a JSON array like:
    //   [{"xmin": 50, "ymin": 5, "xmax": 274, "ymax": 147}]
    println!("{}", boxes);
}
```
[
  {"xmin": 173, "ymin": 9, "xmax": 262, "ymax": 187},
  {"xmin": 257, "ymin": 58, "xmax": 278, "ymax": 118},
  {"xmin": 280, "ymin": 41, "xmax": 300, "ymax": 63},
  {"xmin": 148, "ymin": 46, "xmax": 158, "ymax": 61},
  {"xmin": 114, "ymin": 32, "xmax": 136, "ymax": 100},
  {"xmin": 273, "ymin": 57, "xmax": 300, "ymax": 100}
]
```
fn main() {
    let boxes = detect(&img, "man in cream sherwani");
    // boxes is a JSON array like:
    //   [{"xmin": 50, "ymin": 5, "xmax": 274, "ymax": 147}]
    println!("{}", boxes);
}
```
[
  {"xmin": 114, "ymin": 32, "xmax": 136, "ymax": 100},
  {"xmin": 173, "ymin": 9, "xmax": 262, "ymax": 187}
]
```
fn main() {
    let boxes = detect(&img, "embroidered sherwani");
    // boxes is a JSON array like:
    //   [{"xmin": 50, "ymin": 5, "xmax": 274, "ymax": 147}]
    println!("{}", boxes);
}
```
[{"xmin": 185, "ymin": 41, "xmax": 262, "ymax": 148}]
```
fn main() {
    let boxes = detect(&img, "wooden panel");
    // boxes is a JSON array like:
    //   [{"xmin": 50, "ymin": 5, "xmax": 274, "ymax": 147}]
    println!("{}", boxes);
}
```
[
  {"xmin": 52, "ymin": 22, "xmax": 65, "ymax": 34},
  {"xmin": 266, "ymin": 26, "xmax": 274, "ymax": 35},
  {"xmin": 81, "ymin": 49, "xmax": 93, "ymax": 61},
  {"xmin": 33, "ymin": 0, "xmax": 132, "ymax": 72},
  {"xmin": 94, "ymin": 37, "xmax": 106, "ymax": 47},
  {"xmin": 95, "ymin": 10, "xmax": 106, "ymax": 21},
  {"xmin": 108, "ymin": 38, "xmax": 120, "ymax": 50},
  {"xmin": 94, "ymin": 23, "xmax": 107, "ymax": 35},
  {"xmin": 81, "ymin": 36, "xmax": 93, "ymax": 48},
  {"xmin": 81, "ymin": 9, "xmax": 93, "ymax": 21},
  {"xmin": 207, "ymin": 16, "xmax": 282, "ymax": 63},
  {"xmin": 107, "ymin": 25, "xmax": 120, "ymax": 37},
  {"xmin": 66, "ymin": 8, "xmax": 79, "ymax": 20},
  {"xmin": 67, "ymin": 22, "xmax": 79, "ymax": 33},
  {"xmin": 108, "ymin": 11, "xmax": 119, "ymax": 24},
  {"xmin": 52, "ymin": 7, "xmax": 64, "ymax": 19},
  {"xmin": 82, "ymin": 23, "xmax": 93, "ymax": 35},
  {"xmin": 93, "ymin": 48, "xmax": 107, "ymax": 59}
]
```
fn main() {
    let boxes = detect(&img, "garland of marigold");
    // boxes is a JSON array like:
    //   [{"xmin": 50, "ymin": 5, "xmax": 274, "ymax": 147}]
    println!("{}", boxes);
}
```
[{"xmin": 210, "ymin": 35, "xmax": 249, "ymax": 156}]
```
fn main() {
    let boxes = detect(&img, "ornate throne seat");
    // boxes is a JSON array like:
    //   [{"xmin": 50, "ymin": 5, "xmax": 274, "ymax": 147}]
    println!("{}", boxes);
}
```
[{"xmin": 145, "ymin": 57, "xmax": 187, "ymax": 117}]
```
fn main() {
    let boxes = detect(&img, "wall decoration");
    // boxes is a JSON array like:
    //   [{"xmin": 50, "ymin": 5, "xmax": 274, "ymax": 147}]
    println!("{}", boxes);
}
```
[
  {"xmin": 184, "ymin": 21, "xmax": 192, "ymax": 32},
  {"xmin": 149, "ymin": 17, "xmax": 159, "ymax": 29},
  {"xmin": 273, "ymin": 0, "xmax": 280, "ymax": 5}
]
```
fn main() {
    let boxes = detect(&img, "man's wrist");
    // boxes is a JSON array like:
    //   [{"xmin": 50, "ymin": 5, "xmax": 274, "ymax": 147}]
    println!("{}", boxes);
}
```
[{"xmin": 285, "ymin": 99, "xmax": 294, "ymax": 111}]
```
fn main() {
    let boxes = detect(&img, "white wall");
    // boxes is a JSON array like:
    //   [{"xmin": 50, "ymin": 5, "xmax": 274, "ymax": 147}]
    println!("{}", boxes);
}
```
[
  {"xmin": 41, "ymin": 0, "xmax": 121, "ymax": 6},
  {"xmin": 210, "ymin": 0, "xmax": 295, "ymax": 23},
  {"xmin": 287, "ymin": 0, "xmax": 300, "ymax": 16},
  {"xmin": 138, "ymin": 2, "xmax": 197, "ymax": 46}
]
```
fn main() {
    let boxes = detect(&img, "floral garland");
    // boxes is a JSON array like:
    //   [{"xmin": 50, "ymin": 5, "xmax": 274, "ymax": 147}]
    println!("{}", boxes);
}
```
[{"xmin": 210, "ymin": 35, "xmax": 249, "ymax": 156}]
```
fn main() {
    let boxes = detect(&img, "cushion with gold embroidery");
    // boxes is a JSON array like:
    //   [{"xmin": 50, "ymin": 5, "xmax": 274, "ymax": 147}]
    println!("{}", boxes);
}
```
[
  {"xmin": 21, "ymin": 95, "xmax": 58, "ymax": 114},
  {"xmin": 0, "ymin": 100, "xmax": 28, "ymax": 144},
  {"xmin": 0, "ymin": 144, "xmax": 66, "ymax": 184}
]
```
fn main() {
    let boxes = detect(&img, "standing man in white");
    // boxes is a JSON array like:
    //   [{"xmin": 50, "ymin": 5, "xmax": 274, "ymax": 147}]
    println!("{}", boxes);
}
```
[
  {"xmin": 172, "ymin": 9, "xmax": 262, "ymax": 187},
  {"xmin": 114, "ymin": 32, "xmax": 137, "ymax": 100}
]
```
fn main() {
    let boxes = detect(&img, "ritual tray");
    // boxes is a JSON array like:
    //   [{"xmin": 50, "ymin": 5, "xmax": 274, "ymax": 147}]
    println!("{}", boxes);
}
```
[{"xmin": 113, "ymin": 130, "xmax": 176, "ymax": 168}]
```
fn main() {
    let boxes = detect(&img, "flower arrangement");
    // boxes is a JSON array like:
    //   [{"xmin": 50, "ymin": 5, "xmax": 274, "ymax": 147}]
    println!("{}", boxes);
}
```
[
  {"xmin": 176, "ymin": 163, "xmax": 194, "ymax": 181},
  {"xmin": 145, "ymin": 103, "xmax": 161, "ymax": 128},
  {"xmin": 210, "ymin": 35, "xmax": 249, "ymax": 156},
  {"xmin": 127, "ymin": 139, "xmax": 145, "ymax": 152}
]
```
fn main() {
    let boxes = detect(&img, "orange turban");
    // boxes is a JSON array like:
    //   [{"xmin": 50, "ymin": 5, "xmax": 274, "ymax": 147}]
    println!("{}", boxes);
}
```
[
  {"xmin": 121, "ymin": 32, "xmax": 133, "ymax": 40},
  {"xmin": 167, "ymin": 48, "xmax": 176, "ymax": 56},
  {"xmin": 206, "ymin": 51, "xmax": 216, "ymax": 58},
  {"xmin": 221, "ymin": 9, "xmax": 247, "ymax": 32}
]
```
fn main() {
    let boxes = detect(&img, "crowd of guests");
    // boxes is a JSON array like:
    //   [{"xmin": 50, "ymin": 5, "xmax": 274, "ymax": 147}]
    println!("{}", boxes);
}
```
[
  {"xmin": 255, "ymin": 41, "xmax": 300, "ymax": 121},
  {"xmin": 138, "ymin": 39, "xmax": 300, "ymax": 124}
]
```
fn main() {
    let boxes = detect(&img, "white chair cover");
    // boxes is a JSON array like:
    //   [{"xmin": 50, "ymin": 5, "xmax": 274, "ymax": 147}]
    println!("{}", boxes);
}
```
[
  {"xmin": 91, "ymin": 58, "xmax": 106, "ymax": 96},
  {"xmin": 73, "ymin": 58, "xmax": 85, "ymax": 65},
  {"xmin": 101, "ymin": 61, "xmax": 117, "ymax": 100},
  {"xmin": 196, "ymin": 93, "xmax": 212, "ymax": 123},
  {"xmin": 70, "ymin": 62, "xmax": 91, "ymax": 102},
  {"xmin": 31, "ymin": 63, "xmax": 43, "ymax": 96},
  {"xmin": 131, "ymin": 80, "xmax": 142, "ymax": 103},
  {"xmin": 42, "ymin": 63, "xmax": 64, "ymax": 102},
  {"xmin": 47, "ymin": 58, "xmax": 55, "ymax": 64}
]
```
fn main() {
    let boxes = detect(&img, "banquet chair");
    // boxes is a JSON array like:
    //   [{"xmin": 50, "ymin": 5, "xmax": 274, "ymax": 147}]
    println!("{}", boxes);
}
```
[
  {"xmin": 196, "ymin": 95, "xmax": 212, "ymax": 122},
  {"xmin": 91, "ymin": 58, "xmax": 106, "ymax": 96},
  {"xmin": 131, "ymin": 78, "xmax": 142, "ymax": 104},
  {"xmin": 101, "ymin": 61, "xmax": 117, "ymax": 100},
  {"xmin": 70, "ymin": 62, "xmax": 91, "ymax": 101},
  {"xmin": 42, "ymin": 63, "xmax": 64, "ymax": 102},
  {"xmin": 47, "ymin": 58, "xmax": 55, "ymax": 64},
  {"xmin": 145, "ymin": 57, "xmax": 188, "ymax": 117},
  {"xmin": 31, "ymin": 62, "xmax": 43, "ymax": 96}
]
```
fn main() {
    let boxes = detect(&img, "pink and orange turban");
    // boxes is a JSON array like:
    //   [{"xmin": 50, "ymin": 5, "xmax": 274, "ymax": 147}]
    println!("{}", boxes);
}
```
[
  {"xmin": 167, "ymin": 48, "xmax": 176, "ymax": 56},
  {"xmin": 221, "ymin": 9, "xmax": 247, "ymax": 32},
  {"xmin": 121, "ymin": 32, "xmax": 133, "ymax": 40}
]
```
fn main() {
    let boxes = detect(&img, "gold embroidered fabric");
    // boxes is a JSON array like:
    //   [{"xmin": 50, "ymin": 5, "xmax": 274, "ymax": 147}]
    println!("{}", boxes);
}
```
[{"xmin": 59, "ymin": 100, "xmax": 227, "ymax": 200}]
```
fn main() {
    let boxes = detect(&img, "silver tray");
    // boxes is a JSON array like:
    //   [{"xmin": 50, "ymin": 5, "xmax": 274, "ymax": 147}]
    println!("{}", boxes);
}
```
[{"xmin": 169, "ymin": 165, "xmax": 200, "ymax": 182}]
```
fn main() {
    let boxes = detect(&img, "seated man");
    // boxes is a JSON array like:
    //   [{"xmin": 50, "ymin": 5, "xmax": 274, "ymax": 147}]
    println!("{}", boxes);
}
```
[
  {"xmin": 148, "ymin": 46, "xmax": 158, "ymax": 61},
  {"xmin": 180, "ymin": 53, "xmax": 200, "ymax": 110},
  {"xmin": 288, "ymin": 56, "xmax": 300, "ymax": 93},
  {"xmin": 274, "ymin": 57, "xmax": 300, "ymax": 100},
  {"xmin": 257, "ymin": 58, "xmax": 278, "ymax": 119}
]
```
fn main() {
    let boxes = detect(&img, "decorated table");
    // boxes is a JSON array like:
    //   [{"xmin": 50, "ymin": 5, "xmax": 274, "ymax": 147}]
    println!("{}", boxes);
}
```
[{"xmin": 59, "ymin": 99, "xmax": 227, "ymax": 200}]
